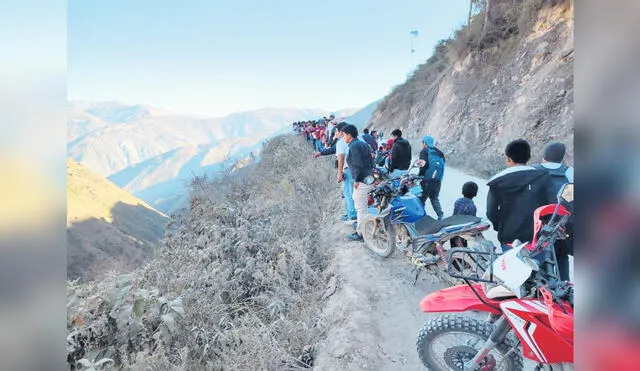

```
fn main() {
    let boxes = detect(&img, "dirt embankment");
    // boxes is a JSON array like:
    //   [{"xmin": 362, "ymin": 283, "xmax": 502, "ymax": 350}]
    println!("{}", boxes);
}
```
[{"xmin": 369, "ymin": 2, "xmax": 573, "ymax": 178}]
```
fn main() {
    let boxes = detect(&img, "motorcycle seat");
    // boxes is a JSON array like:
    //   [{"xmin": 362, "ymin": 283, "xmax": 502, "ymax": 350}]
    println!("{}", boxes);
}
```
[
  {"xmin": 414, "ymin": 215, "xmax": 481, "ymax": 236},
  {"xmin": 485, "ymin": 285, "xmax": 518, "ymax": 300}
]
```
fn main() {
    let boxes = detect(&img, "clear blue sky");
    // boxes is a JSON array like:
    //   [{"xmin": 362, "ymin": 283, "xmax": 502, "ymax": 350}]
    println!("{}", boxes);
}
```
[{"xmin": 68, "ymin": 0, "xmax": 470, "ymax": 117}]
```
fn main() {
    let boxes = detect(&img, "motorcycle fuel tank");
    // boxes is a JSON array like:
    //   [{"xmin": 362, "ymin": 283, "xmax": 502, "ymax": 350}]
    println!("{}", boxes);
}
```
[{"xmin": 390, "ymin": 193, "xmax": 426, "ymax": 223}]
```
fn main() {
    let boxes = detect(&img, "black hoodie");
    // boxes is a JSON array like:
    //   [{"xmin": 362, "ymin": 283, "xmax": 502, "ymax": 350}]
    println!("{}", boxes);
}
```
[
  {"xmin": 389, "ymin": 137, "xmax": 412, "ymax": 171},
  {"xmin": 486, "ymin": 166, "xmax": 556, "ymax": 244}
]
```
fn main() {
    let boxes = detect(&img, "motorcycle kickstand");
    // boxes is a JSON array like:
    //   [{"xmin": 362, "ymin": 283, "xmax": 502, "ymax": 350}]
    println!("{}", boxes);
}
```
[{"xmin": 412, "ymin": 267, "xmax": 422, "ymax": 286}]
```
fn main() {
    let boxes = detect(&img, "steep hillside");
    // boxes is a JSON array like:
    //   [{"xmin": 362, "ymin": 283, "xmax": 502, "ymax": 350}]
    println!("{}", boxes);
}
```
[
  {"xmin": 67, "ymin": 159, "xmax": 169, "ymax": 282},
  {"xmin": 67, "ymin": 135, "xmax": 339, "ymax": 369},
  {"xmin": 369, "ymin": 0, "xmax": 573, "ymax": 177}
]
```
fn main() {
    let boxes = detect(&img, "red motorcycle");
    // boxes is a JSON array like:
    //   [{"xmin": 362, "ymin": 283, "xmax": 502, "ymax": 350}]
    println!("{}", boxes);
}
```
[{"xmin": 416, "ymin": 184, "xmax": 574, "ymax": 371}]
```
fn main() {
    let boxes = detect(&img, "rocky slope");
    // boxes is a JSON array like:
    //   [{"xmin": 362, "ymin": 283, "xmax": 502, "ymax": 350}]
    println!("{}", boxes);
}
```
[
  {"xmin": 67, "ymin": 159, "xmax": 169, "ymax": 282},
  {"xmin": 368, "ymin": 1, "xmax": 573, "ymax": 177}
]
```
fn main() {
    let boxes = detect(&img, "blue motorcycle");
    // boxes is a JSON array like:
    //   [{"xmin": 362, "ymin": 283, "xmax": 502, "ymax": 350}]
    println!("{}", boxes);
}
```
[
  {"xmin": 373, "ymin": 163, "xmax": 423, "ymax": 198},
  {"xmin": 363, "ymin": 160, "xmax": 494, "ymax": 283}
]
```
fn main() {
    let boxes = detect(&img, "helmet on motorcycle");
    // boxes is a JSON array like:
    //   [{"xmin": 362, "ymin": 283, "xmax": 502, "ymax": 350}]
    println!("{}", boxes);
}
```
[{"xmin": 422, "ymin": 136, "xmax": 435, "ymax": 147}]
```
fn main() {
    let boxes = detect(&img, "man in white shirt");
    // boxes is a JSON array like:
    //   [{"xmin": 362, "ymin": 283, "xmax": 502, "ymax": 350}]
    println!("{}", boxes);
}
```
[{"xmin": 336, "ymin": 125, "xmax": 357, "ymax": 222}]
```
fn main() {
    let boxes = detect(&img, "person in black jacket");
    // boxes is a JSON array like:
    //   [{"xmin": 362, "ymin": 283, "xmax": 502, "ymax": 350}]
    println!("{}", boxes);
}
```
[
  {"xmin": 388, "ymin": 129, "xmax": 412, "ymax": 177},
  {"xmin": 343, "ymin": 124, "xmax": 374, "ymax": 242},
  {"xmin": 487, "ymin": 139, "xmax": 556, "ymax": 257}
]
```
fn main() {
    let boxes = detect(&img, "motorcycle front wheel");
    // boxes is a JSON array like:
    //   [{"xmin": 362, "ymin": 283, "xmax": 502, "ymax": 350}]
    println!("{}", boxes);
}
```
[
  {"xmin": 362, "ymin": 214, "xmax": 395, "ymax": 258},
  {"xmin": 416, "ymin": 314, "xmax": 523, "ymax": 371}
]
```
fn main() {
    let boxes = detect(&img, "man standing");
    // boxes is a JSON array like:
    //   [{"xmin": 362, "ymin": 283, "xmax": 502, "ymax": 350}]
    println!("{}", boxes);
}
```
[
  {"xmin": 487, "ymin": 139, "xmax": 556, "ymax": 258},
  {"xmin": 313, "ymin": 123, "xmax": 357, "ymax": 222},
  {"xmin": 388, "ymin": 129, "xmax": 412, "ymax": 178},
  {"xmin": 335, "ymin": 123, "xmax": 358, "ymax": 223},
  {"xmin": 418, "ymin": 136, "xmax": 446, "ymax": 220},
  {"xmin": 343, "ymin": 124, "xmax": 374, "ymax": 242},
  {"xmin": 534, "ymin": 141, "xmax": 574, "ymax": 187},
  {"xmin": 534, "ymin": 141, "xmax": 574, "ymax": 281}
]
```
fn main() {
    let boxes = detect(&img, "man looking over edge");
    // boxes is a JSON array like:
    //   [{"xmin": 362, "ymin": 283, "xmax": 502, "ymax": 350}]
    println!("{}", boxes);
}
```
[{"xmin": 343, "ymin": 124, "xmax": 374, "ymax": 242}]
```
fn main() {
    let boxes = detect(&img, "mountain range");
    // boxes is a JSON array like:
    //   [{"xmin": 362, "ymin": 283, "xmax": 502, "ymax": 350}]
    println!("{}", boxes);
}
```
[{"xmin": 68, "ymin": 101, "xmax": 377, "ymax": 213}]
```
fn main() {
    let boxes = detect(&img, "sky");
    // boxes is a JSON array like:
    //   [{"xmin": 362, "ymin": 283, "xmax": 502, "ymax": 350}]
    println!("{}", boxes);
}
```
[{"xmin": 68, "ymin": 0, "xmax": 470, "ymax": 118}]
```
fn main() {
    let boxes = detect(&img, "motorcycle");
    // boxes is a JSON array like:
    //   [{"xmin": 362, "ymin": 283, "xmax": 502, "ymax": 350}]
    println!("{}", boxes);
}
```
[
  {"xmin": 362, "ymin": 160, "xmax": 494, "ymax": 285},
  {"xmin": 370, "ymin": 164, "xmax": 423, "ymax": 202},
  {"xmin": 415, "ymin": 183, "xmax": 575, "ymax": 371}
]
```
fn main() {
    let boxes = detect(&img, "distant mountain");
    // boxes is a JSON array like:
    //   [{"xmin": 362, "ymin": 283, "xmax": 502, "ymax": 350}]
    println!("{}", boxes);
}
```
[
  {"xmin": 68, "ymin": 102, "xmax": 220, "ymax": 177},
  {"xmin": 333, "ymin": 107, "xmax": 361, "ymax": 118},
  {"xmin": 68, "ymin": 101, "xmax": 332, "ymax": 213},
  {"xmin": 108, "ymin": 138, "xmax": 265, "ymax": 212},
  {"xmin": 67, "ymin": 159, "xmax": 170, "ymax": 282},
  {"xmin": 345, "ymin": 100, "xmax": 380, "ymax": 129}
]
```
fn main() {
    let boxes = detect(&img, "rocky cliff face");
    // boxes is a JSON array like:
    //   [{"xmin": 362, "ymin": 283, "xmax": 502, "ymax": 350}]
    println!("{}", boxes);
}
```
[{"xmin": 369, "ymin": 2, "xmax": 573, "ymax": 177}]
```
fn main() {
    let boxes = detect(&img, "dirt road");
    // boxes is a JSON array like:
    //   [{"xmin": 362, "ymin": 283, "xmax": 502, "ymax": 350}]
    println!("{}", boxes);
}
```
[
  {"xmin": 313, "ymin": 166, "xmax": 564, "ymax": 370},
  {"xmin": 314, "ymin": 220, "xmax": 444, "ymax": 370}
]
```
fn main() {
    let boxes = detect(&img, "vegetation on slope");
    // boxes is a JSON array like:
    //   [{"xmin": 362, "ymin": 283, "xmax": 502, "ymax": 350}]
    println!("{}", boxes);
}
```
[{"xmin": 67, "ymin": 135, "xmax": 338, "ymax": 370}]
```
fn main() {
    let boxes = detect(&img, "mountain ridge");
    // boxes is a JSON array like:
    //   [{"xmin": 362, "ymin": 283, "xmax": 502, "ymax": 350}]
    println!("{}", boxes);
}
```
[
  {"xmin": 67, "ymin": 159, "xmax": 169, "ymax": 282},
  {"xmin": 68, "ymin": 100, "xmax": 378, "ymax": 213}
]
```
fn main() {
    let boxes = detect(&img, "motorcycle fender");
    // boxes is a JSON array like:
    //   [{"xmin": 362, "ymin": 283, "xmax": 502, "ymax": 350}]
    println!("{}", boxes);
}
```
[{"xmin": 419, "ymin": 284, "xmax": 502, "ymax": 315}]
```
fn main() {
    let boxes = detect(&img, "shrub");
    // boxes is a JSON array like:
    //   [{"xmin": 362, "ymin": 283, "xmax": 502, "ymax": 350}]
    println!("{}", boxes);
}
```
[{"xmin": 67, "ymin": 135, "xmax": 338, "ymax": 370}]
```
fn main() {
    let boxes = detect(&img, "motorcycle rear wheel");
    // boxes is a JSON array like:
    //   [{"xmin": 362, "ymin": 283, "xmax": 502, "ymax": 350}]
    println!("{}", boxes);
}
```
[
  {"xmin": 362, "ymin": 214, "xmax": 395, "ymax": 258},
  {"xmin": 417, "ymin": 314, "xmax": 523, "ymax": 371}
]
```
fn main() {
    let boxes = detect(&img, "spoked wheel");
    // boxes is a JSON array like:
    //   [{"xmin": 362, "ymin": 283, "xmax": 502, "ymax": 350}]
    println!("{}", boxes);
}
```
[
  {"xmin": 417, "ymin": 314, "xmax": 523, "ymax": 371},
  {"xmin": 361, "ymin": 214, "xmax": 395, "ymax": 258}
]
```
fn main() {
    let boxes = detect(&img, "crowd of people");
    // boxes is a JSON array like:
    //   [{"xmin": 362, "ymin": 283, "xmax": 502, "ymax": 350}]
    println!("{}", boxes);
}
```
[
  {"xmin": 292, "ymin": 115, "xmax": 384, "ymax": 153},
  {"xmin": 292, "ymin": 117, "xmax": 574, "ymax": 281}
]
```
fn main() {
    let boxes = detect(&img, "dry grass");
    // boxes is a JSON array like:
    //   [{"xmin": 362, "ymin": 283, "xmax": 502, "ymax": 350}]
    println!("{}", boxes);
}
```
[{"xmin": 67, "ymin": 135, "xmax": 339, "ymax": 370}]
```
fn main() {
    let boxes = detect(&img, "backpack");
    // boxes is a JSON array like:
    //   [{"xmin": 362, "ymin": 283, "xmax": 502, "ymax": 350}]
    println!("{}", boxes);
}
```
[
  {"xmin": 424, "ymin": 147, "xmax": 445, "ymax": 182},
  {"xmin": 534, "ymin": 164, "xmax": 569, "ymax": 195},
  {"xmin": 375, "ymin": 150, "xmax": 389, "ymax": 167}
]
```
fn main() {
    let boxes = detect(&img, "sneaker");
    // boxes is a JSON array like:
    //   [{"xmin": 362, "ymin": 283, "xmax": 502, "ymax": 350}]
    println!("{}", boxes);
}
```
[
  {"xmin": 346, "ymin": 232, "xmax": 364, "ymax": 242},
  {"xmin": 341, "ymin": 215, "xmax": 357, "ymax": 223}
]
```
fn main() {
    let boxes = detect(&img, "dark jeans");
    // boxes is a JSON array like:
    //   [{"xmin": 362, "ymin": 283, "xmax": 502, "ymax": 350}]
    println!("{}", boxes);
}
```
[{"xmin": 420, "ymin": 180, "xmax": 443, "ymax": 219}]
